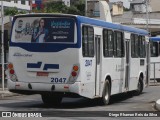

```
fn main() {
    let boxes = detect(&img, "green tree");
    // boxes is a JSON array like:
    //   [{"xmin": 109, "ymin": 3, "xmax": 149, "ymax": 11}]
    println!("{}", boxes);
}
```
[
  {"xmin": 44, "ymin": 1, "xmax": 67, "ymax": 13},
  {"xmin": 43, "ymin": 0, "xmax": 85, "ymax": 15},
  {"xmin": 74, "ymin": 0, "xmax": 85, "ymax": 15},
  {"xmin": 65, "ymin": 6, "xmax": 80, "ymax": 15},
  {"xmin": 123, "ymin": 7, "xmax": 130, "ymax": 11},
  {"xmin": 4, "ymin": 7, "xmax": 27, "ymax": 16}
]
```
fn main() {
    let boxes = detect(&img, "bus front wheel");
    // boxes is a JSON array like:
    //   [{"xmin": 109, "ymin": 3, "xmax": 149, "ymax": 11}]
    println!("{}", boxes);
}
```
[
  {"xmin": 100, "ymin": 80, "xmax": 111, "ymax": 105},
  {"xmin": 41, "ymin": 93, "xmax": 63, "ymax": 106}
]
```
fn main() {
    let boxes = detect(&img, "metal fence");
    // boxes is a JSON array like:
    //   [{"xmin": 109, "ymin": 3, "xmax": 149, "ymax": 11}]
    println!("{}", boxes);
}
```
[
  {"xmin": 0, "ymin": 63, "xmax": 8, "ymax": 89},
  {"xmin": 150, "ymin": 62, "xmax": 160, "ymax": 85}
]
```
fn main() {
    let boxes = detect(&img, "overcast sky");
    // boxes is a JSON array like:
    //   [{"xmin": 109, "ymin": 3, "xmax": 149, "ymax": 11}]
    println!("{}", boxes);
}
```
[{"xmin": 110, "ymin": 0, "xmax": 130, "ymax": 8}]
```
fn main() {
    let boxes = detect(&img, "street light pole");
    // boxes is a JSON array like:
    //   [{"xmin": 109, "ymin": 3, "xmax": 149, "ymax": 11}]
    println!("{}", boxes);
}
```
[
  {"xmin": 1, "ymin": 0, "xmax": 4, "ymax": 91},
  {"xmin": 145, "ymin": 0, "xmax": 150, "ymax": 86},
  {"xmin": 145, "ymin": 0, "xmax": 149, "ymax": 32},
  {"xmin": 85, "ymin": 0, "xmax": 88, "ymax": 16}
]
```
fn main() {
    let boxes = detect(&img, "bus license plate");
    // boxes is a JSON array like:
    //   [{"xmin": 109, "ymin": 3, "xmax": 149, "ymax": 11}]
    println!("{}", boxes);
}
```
[{"xmin": 37, "ymin": 72, "xmax": 48, "ymax": 77}]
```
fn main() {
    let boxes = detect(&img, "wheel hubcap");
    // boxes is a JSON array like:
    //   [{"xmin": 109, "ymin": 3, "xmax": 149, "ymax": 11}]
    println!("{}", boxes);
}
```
[{"xmin": 104, "ymin": 84, "xmax": 109, "ymax": 100}]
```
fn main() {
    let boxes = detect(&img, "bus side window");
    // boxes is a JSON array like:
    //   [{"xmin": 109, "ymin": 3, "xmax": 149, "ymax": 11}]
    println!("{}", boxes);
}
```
[
  {"xmin": 150, "ymin": 41, "xmax": 158, "ymax": 57},
  {"xmin": 114, "ymin": 31, "xmax": 124, "ymax": 57},
  {"xmin": 103, "ymin": 29, "xmax": 114, "ymax": 57},
  {"xmin": 82, "ymin": 26, "xmax": 94, "ymax": 57},
  {"xmin": 139, "ymin": 36, "xmax": 146, "ymax": 58},
  {"xmin": 131, "ymin": 34, "xmax": 139, "ymax": 58},
  {"xmin": 135, "ymin": 35, "xmax": 139, "ymax": 58}
]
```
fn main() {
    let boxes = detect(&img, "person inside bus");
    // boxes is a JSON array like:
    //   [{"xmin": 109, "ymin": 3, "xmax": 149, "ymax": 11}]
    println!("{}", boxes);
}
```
[
  {"xmin": 24, "ymin": 22, "xmax": 32, "ymax": 35},
  {"xmin": 15, "ymin": 20, "xmax": 24, "ymax": 39},
  {"xmin": 31, "ymin": 18, "xmax": 49, "ymax": 43}
]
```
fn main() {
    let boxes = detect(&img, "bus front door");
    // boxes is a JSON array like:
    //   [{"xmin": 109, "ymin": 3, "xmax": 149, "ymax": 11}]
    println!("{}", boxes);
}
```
[{"xmin": 95, "ymin": 35, "xmax": 101, "ymax": 96}]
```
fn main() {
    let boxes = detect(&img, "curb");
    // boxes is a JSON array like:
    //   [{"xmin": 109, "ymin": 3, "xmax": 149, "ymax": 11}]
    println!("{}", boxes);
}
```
[
  {"xmin": 0, "ymin": 91, "xmax": 20, "ymax": 98},
  {"xmin": 156, "ymin": 99, "xmax": 160, "ymax": 111},
  {"xmin": 149, "ymin": 82, "xmax": 160, "ymax": 86}
]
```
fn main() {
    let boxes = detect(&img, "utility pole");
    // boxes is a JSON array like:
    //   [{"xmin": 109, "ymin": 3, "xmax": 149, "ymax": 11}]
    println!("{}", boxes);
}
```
[
  {"xmin": 145, "ymin": 0, "xmax": 150, "ymax": 86},
  {"xmin": 30, "ymin": 0, "xmax": 32, "ymax": 13},
  {"xmin": 85, "ymin": 0, "xmax": 88, "ymax": 16},
  {"xmin": 1, "ymin": 0, "xmax": 4, "ymax": 91},
  {"xmin": 145, "ymin": 0, "xmax": 149, "ymax": 33}
]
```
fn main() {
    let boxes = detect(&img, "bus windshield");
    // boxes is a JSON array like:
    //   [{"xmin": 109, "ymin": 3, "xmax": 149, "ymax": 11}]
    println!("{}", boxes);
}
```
[{"xmin": 12, "ymin": 17, "xmax": 75, "ymax": 43}]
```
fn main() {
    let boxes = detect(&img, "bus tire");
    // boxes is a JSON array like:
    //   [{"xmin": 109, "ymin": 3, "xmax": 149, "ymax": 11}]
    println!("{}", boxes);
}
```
[
  {"xmin": 41, "ymin": 93, "xmax": 62, "ymax": 106},
  {"xmin": 134, "ymin": 77, "xmax": 143, "ymax": 95},
  {"xmin": 100, "ymin": 80, "xmax": 111, "ymax": 105}
]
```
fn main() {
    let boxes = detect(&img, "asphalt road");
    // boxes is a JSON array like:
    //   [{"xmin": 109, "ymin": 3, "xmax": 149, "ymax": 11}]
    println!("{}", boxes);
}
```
[{"xmin": 0, "ymin": 86, "xmax": 160, "ymax": 120}]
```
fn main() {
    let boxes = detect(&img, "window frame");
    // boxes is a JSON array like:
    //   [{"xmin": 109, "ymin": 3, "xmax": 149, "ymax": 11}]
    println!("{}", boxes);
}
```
[
  {"xmin": 21, "ymin": 0, "xmax": 25, "ymax": 5},
  {"xmin": 82, "ymin": 25, "xmax": 94, "ymax": 57},
  {"xmin": 103, "ymin": 29, "xmax": 114, "ymax": 57},
  {"xmin": 150, "ymin": 41, "xmax": 159, "ymax": 57},
  {"xmin": 131, "ymin": 34, "xmax": 146, "ymax": 58},
  {"xmin": 114, "ymin": 31, "xmax": 124, "ymax": 58}
]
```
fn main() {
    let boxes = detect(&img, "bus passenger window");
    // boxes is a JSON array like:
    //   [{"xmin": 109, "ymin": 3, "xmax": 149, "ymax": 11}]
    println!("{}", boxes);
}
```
[
  {"xmin": 114, "ymin": 31, "xmax": 124, "ymax": 57},
  {"xmin": 108, "ymin": 30, "xmax": 114, "ymax": 57},
  {"xmin": 103, "ymin": 29, "xmax": 114, "ymax": 57},
  {"xmin": 150, "ymin": 41, "xmax": 158, "ymax": 57},
  {"xmin": 82, "ymin": 26, "xmax": 94, "ymax": 57},
  {"xmin": 139, "ymin": 36, "xmax": 146, "ymax": 58},
  {"xmin": 135, "ymin": 35, "xmax": 139, "ymax": 58},
  {"xmin": 131, "ymin": 34, "xmax": 139, "ymax": 58}
]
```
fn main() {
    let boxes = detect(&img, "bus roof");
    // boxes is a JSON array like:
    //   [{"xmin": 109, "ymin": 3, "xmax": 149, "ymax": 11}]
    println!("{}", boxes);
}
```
[
  {"xmin": 13, "ymin": 13, "xmax": 148, "ymax": 36},
  {"xmin": 150, "ymin": 37, "xmax": 160, "ymax": 42},
  {"xmin": 77, "ymin": 15, "xmax": 148, "ymax": 36}
]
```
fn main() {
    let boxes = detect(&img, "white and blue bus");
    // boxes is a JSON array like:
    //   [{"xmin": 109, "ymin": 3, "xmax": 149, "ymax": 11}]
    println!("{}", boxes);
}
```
[
  {"xmin": 7, "ymin": 14, "xmax": 150, "ymax": 105},
  {"xmin": 150, "ymin": 37, "xmax": 160, "ymax": 82}
]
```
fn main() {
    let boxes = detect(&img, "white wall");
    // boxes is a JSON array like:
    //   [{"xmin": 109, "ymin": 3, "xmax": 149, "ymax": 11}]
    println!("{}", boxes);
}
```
[
  {"xmin": 62, "ymin": 0, "xmax": 70, "ymax": 7},
  {"xmin": 0, "ymin": 1, "xmax": 30, "ymax": 10}
]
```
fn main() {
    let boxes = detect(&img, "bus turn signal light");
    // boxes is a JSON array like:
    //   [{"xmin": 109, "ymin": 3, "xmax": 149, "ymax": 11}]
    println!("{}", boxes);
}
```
[
  {"xmin": 8, "ymin": 63, "xmax": 13, "ymax": 69},
  {"xmin": 73, "ymin": 65, "xmax": 79, "ymax": 71}
]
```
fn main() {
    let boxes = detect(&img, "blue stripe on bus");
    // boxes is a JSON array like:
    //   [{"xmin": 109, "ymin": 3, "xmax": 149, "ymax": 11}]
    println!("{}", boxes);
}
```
[
  {"xmin": 43, "ymin": 64, "xmax": 59, "ymax": 70},
  {"xmin": 27, "ymin": 62, "xmax": 42, "ymax": 68},
  {"xmin": 77, "ymin": 16, "xmax": 148, "ymax": 35},
  {"xmin": 150, "ymin": 37, "xmax": 160, "ymax": 42}
]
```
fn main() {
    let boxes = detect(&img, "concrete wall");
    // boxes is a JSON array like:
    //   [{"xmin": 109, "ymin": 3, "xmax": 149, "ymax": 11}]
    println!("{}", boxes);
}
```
[
  {"xmin": 150, "ymin": 0, "xmax": 160, "ymax": 12},
  {"xmin": 112, "ymin": 4, "xmax": 123, "ymax": 15}
]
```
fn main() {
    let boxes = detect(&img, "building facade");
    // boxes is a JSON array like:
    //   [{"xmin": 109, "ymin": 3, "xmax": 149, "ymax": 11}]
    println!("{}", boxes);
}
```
[
  {"xmin": 110, "ymin": 1, "xmax": 123, "ymax": 16},
  {"xmin": 130, "ymin": 0, "xmax": 160, "ymax": 13},
  {"xmin": 150, "ymin": 0, "xmax": 160, "ymax": 12},
  {"xmin": 0, "ymin": 0, "xmax": 31, "ymax": 11},
  {"xmin": 62, "ymin": 0, "xmax": 70, "ymax": 7},
  {"xmin": 112, "ymin": 0, "xmax": 160, "ymax": 36}
]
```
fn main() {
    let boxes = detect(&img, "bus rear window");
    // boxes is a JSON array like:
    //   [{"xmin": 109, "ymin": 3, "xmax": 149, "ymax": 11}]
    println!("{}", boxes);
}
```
[{"xmin": 12, "ymin": 17, "xmax": 75, "ymax": 43}]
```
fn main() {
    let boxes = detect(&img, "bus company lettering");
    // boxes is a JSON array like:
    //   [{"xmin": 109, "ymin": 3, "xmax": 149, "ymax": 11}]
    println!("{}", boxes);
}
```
[
  {"xmin": 13, "ymin": 53, "xmax": 33, "ymax": 57},
  {"xmin": 51, "ymin": 21, "xmax": 71, "ymax": 28},
  {"xmin": 53, "ymin": 36, "xmax": 67, "ymax": 40}
]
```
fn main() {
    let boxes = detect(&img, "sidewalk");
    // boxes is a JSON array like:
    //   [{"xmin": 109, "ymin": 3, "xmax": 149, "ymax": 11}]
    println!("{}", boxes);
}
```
[
  {"xmin": 0, "ymin": 88, "xmax": 20, "ymax": 98},
  {"xmin": 149, "ymin": 81, "xmax": 160, "ymax": 111}
]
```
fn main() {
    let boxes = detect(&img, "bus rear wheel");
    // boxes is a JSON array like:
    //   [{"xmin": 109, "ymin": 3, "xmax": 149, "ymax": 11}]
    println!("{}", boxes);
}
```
[
  {"xmin": 134, "ymin": 77, "xmax": 143, "ymax": 95},
  {"xmin": 100, "ymin": 80, "xmax": 111, "ymax": 105},
  {"xmin": 41, "ymin": 93, "xmax": 63, "ymax": 106}
]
